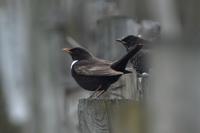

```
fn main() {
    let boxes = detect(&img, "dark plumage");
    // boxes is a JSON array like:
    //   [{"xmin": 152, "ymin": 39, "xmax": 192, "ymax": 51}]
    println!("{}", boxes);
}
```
[
  {"xmin": 117, "ymin": 35, "xmax": 150, "ymax": 77},
  {"xmin": 63, "ymin": 45, "xmax": 143, "ymax": 97}
]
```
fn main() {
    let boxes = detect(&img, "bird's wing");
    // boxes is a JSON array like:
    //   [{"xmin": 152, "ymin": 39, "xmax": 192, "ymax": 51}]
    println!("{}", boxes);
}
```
[
  {"xmin": 131, "ymin": 50, "xmax": 150, "ymax": 74},
  {"xmin": 73, "ymin": 60, "xmax": 123, "ymax": 76}
]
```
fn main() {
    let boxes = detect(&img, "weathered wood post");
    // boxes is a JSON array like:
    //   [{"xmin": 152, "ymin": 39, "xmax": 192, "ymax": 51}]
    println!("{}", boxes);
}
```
[
  {"xmin": 78, "ymin": 16, "xmax": 144, "ymax": 133},
  {"xmin": 78, "ymin": 99, "xmax": 143, "ymax": 133}
]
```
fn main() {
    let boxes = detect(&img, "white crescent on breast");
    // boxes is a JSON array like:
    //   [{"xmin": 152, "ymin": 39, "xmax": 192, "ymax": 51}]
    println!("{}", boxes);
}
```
[{"xmin": 70, "ymin": 60, "xmax": 78, "ymax": 69}]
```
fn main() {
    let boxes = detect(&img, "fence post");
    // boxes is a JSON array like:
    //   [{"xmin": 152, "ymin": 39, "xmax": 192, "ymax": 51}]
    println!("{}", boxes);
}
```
[{"xmin": 78, "ymin": 99, "xmax": 142, "ymax": 133}]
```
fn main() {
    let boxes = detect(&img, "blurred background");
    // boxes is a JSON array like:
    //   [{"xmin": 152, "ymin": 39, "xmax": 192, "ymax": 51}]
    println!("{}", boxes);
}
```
[{"xmin": 0, "ymin": 0, "xmax": 200, "ymax": 133}]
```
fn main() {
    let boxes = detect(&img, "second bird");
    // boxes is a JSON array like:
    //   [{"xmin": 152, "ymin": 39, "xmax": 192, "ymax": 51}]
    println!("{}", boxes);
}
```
[
  {"xmin": 63, "ymin": 44, "xmax": 143, "ymax": 98},
  {"xmin": 117, "ymin": 35, "xmax": 150, "ymax": 77}
]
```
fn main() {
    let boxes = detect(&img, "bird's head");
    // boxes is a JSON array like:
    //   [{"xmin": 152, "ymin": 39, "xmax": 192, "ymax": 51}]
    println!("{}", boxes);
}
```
[
  {"xmin": 116, "ymin": 35, "xmax": 148, "ymax": 50},
  {"xmin": 63, "ymin": 47, "xmax": 93, "ymax": 61}
]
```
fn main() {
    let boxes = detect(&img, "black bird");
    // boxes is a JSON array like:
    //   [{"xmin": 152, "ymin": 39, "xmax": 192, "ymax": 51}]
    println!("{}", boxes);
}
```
[
  {"xmin": 117, "ymin": 35, "xmax": 150, "ymax": 77},
  {"xmin": 63, "ymin": 45, "xmax": 143, "ymax": 98},
  {"xmin": 117, "ymin": 35, "xmax": 151, "ymax": 99}
]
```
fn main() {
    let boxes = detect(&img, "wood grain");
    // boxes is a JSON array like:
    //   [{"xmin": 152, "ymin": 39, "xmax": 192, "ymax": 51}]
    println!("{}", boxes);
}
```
[{"xmin": 78, "ymin": 99, "xmax": 143, "ymax": 133}]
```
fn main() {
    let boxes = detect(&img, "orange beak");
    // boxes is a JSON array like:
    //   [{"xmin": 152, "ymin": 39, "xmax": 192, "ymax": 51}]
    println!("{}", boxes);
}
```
[{"xmin": 62, "ymin": 48, "xmax": 72, "ymax": 53}]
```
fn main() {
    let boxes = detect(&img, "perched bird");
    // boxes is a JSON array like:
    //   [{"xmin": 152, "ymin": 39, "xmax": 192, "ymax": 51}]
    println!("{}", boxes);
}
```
[
  {"xmin": 117, "ymin": 35, "xmax": 151, "ymax": 99},
  {"xmin": 117, "ymin": 35, "xmax": 150, "ymax": 77},
  {"xmin": 63, "ymin": 45, "xmax": 143, "ymax": 98}
]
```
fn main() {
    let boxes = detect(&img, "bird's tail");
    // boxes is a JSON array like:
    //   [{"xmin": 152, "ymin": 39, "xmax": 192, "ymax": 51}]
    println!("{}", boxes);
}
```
[{"xmin": 111, "ymin": 44, "xmax": 143, "ymax": 72}]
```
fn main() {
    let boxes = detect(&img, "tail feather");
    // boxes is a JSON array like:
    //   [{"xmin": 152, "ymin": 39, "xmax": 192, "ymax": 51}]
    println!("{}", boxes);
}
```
[{"xmin": 111, "ymin": 44, "xmax": 143, "ymax": 72}]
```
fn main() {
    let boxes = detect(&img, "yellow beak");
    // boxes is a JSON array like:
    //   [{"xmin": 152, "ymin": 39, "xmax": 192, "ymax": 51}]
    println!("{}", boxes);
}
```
[{"xmin": 62, "ymin": 48, "xmax": 72, "ymax": 53}]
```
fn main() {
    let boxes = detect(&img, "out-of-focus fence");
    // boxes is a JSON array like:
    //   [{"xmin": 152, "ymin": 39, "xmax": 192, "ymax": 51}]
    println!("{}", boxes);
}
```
[{"xmin": 0, "ymin": 0, "xmax": 200, "ymax": 133}]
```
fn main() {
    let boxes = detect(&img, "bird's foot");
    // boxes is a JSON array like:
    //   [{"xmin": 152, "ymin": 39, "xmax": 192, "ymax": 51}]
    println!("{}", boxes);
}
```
[
  {"xmin": 87, "ymin": 85, "xmax": 102, "ymax": 99},
  {"xmin": 96, "ymin": 90, "xmax": 106, "ymax": 98}
]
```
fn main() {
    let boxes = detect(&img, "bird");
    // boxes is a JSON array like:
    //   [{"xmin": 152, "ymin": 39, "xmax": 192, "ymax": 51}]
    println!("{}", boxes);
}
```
[
  {"xmin": 116, "ymin": 35, "xmax": 150, "ymax": 77},
  {"xmin": 116, "ymin": 35, "xmax": 151, "ymax": 100},
  {"xmin": 63, "ymin": 44, "xmax": 143, "ymax": 98}
]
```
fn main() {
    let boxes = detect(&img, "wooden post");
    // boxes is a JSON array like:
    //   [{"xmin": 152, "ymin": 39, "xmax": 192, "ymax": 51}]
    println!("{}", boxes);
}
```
[{"xmin": 78, "ymin": 99, "xmax": 143, "ymax": 133}]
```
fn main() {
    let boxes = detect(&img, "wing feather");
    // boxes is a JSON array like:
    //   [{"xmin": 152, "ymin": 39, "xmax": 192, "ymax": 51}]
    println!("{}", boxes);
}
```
[{"xmin": 73, "ymin": 60, "xmax": 123, "ymax": 76}]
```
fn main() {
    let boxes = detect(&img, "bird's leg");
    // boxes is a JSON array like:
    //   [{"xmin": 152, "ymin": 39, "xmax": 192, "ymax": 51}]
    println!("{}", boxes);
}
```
[
  {"xmin": 88, "ymin": 85, "xmax": 102, "ymax": 99},
  {"xmin": 96, "ymin": 90, "xmax": 106, "ymax": 98}
]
